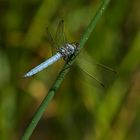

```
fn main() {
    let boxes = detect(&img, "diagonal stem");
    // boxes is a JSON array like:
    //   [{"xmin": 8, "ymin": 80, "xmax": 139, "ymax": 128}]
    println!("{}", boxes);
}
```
[{"xmin": 21, "ymin": 0, "xmax": 110, "ymax": 140}]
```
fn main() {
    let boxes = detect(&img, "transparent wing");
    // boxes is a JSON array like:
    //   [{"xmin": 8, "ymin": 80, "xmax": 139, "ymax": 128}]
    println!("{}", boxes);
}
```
[
  {"xmin": 78, "ymin": 50, "xmax": 116, "ymax": 74},
  {"xmin": 55, "ymin": 20, "xmax": 68, "ymax": 48},
  {"xmin": 78, "ymin": 65, "xmax": 105, "ymax": 88},
  {"xmin": 45, "ymin": 28, "xmax": 58, "ymax": 55},
  {"xmin": 76, "ymin": 50, "xmax": 117, "ymax": 88},
  {"xmin": 76, "ymin": 56, "xmax": 105, "ymax": 88}
]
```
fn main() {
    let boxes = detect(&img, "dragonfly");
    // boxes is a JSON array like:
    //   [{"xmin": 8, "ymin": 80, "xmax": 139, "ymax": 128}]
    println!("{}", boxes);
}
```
[
  {"xmin": 24, "ymin": 20, "xmax": 116, "ymax": 87},
  {"xmin": 24, "ymin": 20, "xmax": 79, "ymax": 78}
]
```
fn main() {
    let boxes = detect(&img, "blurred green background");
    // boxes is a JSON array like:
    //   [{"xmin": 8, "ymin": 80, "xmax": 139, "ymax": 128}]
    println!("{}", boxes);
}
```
[{"xmin": 0, "ymin": 0, "xmax": 140, "ymax": 140}]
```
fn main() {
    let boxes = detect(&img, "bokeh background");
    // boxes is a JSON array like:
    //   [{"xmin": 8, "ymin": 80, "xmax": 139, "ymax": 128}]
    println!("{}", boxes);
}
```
[{"xmin": 0, "ymin": 0, "xmax": 140, "ymax": 140}]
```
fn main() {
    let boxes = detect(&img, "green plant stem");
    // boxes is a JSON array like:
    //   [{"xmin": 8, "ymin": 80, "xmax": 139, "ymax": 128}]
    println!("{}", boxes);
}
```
[{"xmin": 21, "ymin": 0, "xmax": 110, "ymax": 140}]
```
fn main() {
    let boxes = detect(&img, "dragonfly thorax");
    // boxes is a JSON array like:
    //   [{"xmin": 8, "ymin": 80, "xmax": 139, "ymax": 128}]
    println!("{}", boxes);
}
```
[{"xmin": 58, "ymin": 43, "xmax": 77, "ymax": 60}]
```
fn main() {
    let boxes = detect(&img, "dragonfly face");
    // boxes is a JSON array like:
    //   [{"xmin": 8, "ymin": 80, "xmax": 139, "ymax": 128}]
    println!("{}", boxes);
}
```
[{"xmin": 58, "ymin": 43, "xmax": 79, "ymax": 60}]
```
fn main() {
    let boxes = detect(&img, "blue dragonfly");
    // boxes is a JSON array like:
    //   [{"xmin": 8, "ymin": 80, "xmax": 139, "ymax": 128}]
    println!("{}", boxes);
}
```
[
  {"xmin": 24, "ymin": 20, "xmax": 116, "ymax": 87},
  {"xmin": 24, "ymin": 20, "xmax": 79, "ymax": 78}
]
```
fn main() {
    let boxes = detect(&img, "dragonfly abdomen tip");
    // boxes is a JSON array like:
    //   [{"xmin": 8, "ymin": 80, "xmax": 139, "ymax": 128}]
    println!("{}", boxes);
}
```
[{"xmin": 24, "ymin": 73, "xmax": 32, "ymax": 78}]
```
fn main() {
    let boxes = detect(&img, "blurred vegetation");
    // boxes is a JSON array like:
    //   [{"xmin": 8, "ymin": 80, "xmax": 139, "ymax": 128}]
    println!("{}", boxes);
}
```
[{"xmin": 0, "ymin": 0, "xmax": 140, "ymax": 140}]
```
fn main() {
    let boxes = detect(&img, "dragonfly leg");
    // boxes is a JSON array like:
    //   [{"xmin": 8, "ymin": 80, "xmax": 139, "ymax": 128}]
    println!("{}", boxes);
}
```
[
  {"xmin": 62, "ymin": 63, "xmax": 72, "ymax": 71},
  {"xmin": 61, "ymin": 58, "xmax": 73, "ymax": 71},
  {"xmin": 67, "ymin": 50, "xmax": 79, "ymax": 61},
  {"xmin": 63, "ymin": 47, "xmax": 79, "ymax": 71}
]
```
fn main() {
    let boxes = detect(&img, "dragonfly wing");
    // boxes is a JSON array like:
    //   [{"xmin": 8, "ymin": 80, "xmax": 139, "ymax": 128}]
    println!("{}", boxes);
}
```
[
  {"xmin": 45, "ymin": 27, "xmax": 58, "ymax": 55},
  {"xmin": 76, "ymin": 50, "xmax": 116, "ymax": 88},
  {"xmin": 55, "ymin": 20, "xmax": 68, "ymax": 48},
  {"xmin": 76, "ymin": 55, "xmax": 104, "ymax": 88},
  {"xmin": 78, "ymin": 50, "xmax": 116, "ymax": 74}
]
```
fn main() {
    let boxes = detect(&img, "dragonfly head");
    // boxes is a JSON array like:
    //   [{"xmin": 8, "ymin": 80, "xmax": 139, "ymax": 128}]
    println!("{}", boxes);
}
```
[
  {"xmin": 65, "ymin": 43, "xmax": 79, "ymax": 55},
  {"xmin": 66, "ymin": 43, "xmax": 76, "ymax": 54},
  {"xmin": 58, "ymin": 43, "xmax": 79, "ymax": 60}
]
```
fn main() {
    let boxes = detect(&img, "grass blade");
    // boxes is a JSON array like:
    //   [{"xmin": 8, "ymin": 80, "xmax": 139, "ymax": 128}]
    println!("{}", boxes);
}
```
[{"xmin": 21, "ymin": 0, "xmax": 111, "ymax": 139}]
